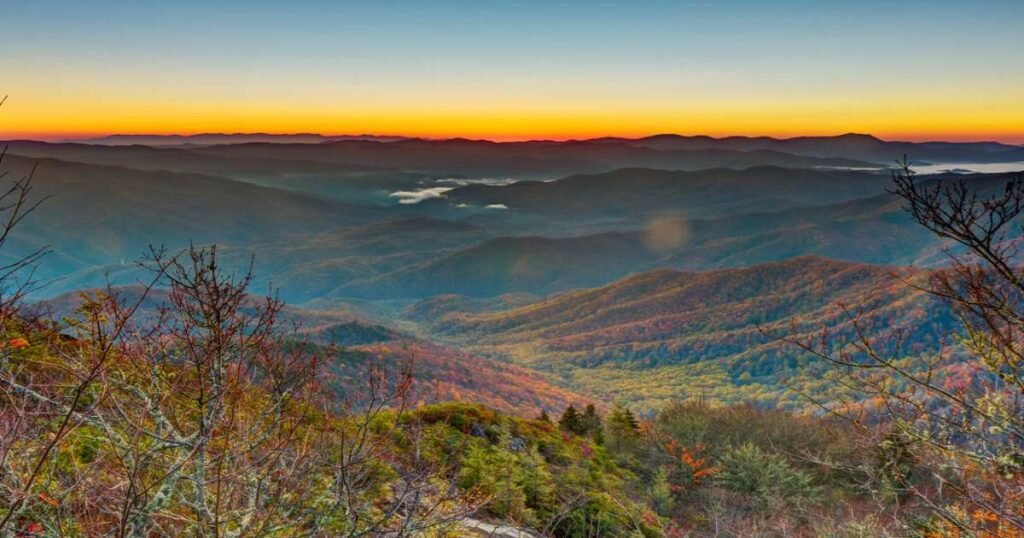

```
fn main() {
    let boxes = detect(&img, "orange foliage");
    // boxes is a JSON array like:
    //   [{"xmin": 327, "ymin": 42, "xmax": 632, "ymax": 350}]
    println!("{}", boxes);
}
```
[
  {"xmin": 663, "ymin": 439, "xmax": 718, "ymax": 490},
  {"xmin": 348, "ymin": 341, "xmax": 590, "ymax": 417},
  {"xmin": 924, "ymin": 508, "xmax": 1024, "ymax": 538},
  {"xmin": 37, "ymin": 492, "xmax": 59, "ymax": 508}
]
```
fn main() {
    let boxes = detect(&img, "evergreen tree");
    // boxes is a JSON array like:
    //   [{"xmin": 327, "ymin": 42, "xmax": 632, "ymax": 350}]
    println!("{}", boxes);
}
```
[
  {"xmin": 538, "ymin": 409, "xmax": 552, "ymax": 423},
  {"xmin": 622, "ymin": 407, "xmax": 640, "ymax": 432},
  {"xmin": 650, "ymin": 467, "xmax": 673, "ymax": 516},
  {"xmin": 558, "ymin": 405, "xmax": 584, "ymax": 435},
  {"xmin": 606, "ymin": 404, "xmax": 641, "ymax": 451},
  {"xmin": 581, "ymin": 404, "xmax": 603, "ymax": 443},
  {"xmin": 610, "ymin": 405, "xmax": 640, "ymax": 435}
]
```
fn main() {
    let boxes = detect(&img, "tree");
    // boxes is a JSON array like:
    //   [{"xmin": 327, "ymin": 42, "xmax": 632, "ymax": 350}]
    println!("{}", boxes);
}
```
[
  {"xmin": 784, "ymin": 158, "xmax": 1024, "ymax": 533},
  {"xmin": 0, "ymin": 97, "xmax": 49, "ymax": 311},
  {"xmin": 581, "ymin": 403, "xmax": 602, "ymax": 441},
  {"xmin": 106, "ymin": 246, "xmax": 321, "ymax": 535},
  {"xmin": 650, "ymin": 467, "xmax": 673, "ymax": 516},
  {"xmin": 715, "ymin": 443, "xmax": 817, "ymax": 510},
  {"xmin": 0, "ymin": 96, "xmax": 474, "ymax": 533},
  {"xmin": 0, "ymin": 112, "xmax": 132, "ymax": 534},
  {"xmin": 558, "ymin": 404, "xmax": 584, "ymax": 435},
  {"xmin": 1, "ymin": 245, "xmax": 473, "ymax": 535},
  {"xmin": 874, "ymin": 430, "xmax": 916, "ymax": 497},
  {"xmin": 606, "ymin": 404, "xmax": 640, "ymax": 452}
]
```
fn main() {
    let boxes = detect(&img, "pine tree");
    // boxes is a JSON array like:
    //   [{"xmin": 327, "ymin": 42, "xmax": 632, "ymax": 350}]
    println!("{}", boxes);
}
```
[
  {"xmin": 651, "ymin": 467, "xmax": 673, "ymax": 516},
  {"xmin": 622, "ymin": 407, "xmax": 640, "ymax": 432},
  {"xmin": 558, "ymin": 405, "xmax": 584, "ymax": 435},
  {"xmin": 582, "ymin": 404, "xmax": 602, "ymax": 438},
  {"xmin": 606, "ymin": 404, "xmax": 641, "ymax": 451}
]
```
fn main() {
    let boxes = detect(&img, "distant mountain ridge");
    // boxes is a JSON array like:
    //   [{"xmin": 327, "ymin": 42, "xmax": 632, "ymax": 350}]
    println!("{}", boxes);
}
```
[
  {"xmin": 5, "ymin": 138, "xmax": 879, "ymax": 183},
  {"xmin": 0, "ymin": 154, "xmax": 391, "ymax": 284},
  {"xmin": 588, "ymin": 133, "xmax": 1024, "ymax": 164},
  {"xmin": 5, "ymin": 133, "xmax": 1019, "ymax": 310},
  {"xmin": 66, "ymin": 133, "xmax": 411, "ymax": 146},
  {"xmin": 432, "ymin": 166, "xmax": 895, "ymax": 222},
  {"xmin": 27, "ymin": 132, "xmax": 1024, "ymax": 165},
  {"xmin": 345, "ymin": 171, "xmax": 1022, "ymax": 301}
]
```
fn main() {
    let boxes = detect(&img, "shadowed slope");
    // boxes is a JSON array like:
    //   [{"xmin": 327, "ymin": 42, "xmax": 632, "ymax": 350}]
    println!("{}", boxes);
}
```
[{"xmin": 0, "ymin": 155, "xmax": 390, "ymax": 283}]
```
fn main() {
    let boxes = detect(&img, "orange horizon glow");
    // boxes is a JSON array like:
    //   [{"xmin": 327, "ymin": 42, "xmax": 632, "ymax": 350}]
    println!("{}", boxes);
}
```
[
  {"xmin": 3, "ymin": 116, "xmax": 1023, "ymax": 146},
  {"xmin": 3, "ymin": 126, "xmax": 1021, "ymax": 146},
  {"xmin": 3, "ymin": 83, "xmax": 1023, "ymax": 145},
  {"xmin": 4, "ymin": 129, "xmax": 1023, "ymax": 145}
]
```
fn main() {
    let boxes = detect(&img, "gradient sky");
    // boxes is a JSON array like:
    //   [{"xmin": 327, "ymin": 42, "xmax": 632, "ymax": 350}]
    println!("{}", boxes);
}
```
[{"xmin": 1, "ymin": 1, "xmax": 1022, "ymax": 142}]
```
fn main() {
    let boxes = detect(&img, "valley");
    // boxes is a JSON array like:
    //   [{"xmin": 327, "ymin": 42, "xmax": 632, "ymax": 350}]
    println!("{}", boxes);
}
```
[
  {"xmin": 4, "ymin": 131, "xmax": 1024, "ymax": 536},
  {"xmin": 7, "ymin": 134, "xmax": 1019, "ymax": 413}
]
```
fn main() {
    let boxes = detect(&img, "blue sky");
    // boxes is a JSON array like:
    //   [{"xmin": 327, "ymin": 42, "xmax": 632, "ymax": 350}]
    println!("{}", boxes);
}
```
[{"xmin": 2, "ymin": 1, "xmax": 1022, "ymax": 141}]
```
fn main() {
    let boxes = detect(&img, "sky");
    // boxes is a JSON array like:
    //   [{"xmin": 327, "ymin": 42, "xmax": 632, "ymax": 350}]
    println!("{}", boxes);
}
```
[{"xmin": 1, "ymin": 0, "xmax": 1022, "ymax": 143}]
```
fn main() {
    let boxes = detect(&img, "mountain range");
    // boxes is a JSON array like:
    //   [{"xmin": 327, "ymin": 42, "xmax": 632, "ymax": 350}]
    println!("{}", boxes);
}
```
[
  {"xmin": 3, "ymin": 132, "xmax": 1021, "ymax": 413},
  {"xmin": 42, "ymin": 131, "xmax": 1024, "ymax": 166},
  {"xmin": 592, "ymin": 132, "xmax": 1024, "ymax": 163}
]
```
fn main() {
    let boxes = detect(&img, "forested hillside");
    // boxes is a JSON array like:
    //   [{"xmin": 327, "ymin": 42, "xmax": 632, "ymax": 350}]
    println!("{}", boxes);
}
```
[{"xmin": 408, "ymin": 256, "xmax": 956, "ymax": 410}]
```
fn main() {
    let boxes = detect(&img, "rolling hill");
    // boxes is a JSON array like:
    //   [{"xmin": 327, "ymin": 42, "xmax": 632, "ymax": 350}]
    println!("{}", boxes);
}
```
[
  {"xmin": 22, "ymin": 217, "xmax": 499, "ymax": 303},
  {"xmin": 4, "ymin": 138, "xmax": 880, "ymax": 183},
  {"xmin": 0, "ymin": 155, "xmax": 390, "ymax": 284},
  {"xmin": 334, "ymin": 232, "xmax": 661, "ymax": 300},
  {"xmin": 343, "ymin": 172, "xmax": 1024, "ymax": 301},
  {"xmin": 31, "ymin": 285, "xmax": 591, "ymax": 415},
  {"xmin": 69, "ymin": 133, "xmax": 409, "ymax": 146},
  {"xmin": 595, "ymin": 133, "xmax": 1024, "ymax": 164},
  {"xmin": 322, "ymin": 188, "xmax": 935, "ymax": 301},
  {"xmin": 32, "ymin": 170, "xmax": 1003, "ymax": 304},
  {"xmin": 429, "ymin": 166, "xmax": 896, "ymax": 225},
  {"xmin": 2, "ymin": 141, "xmax": 428, "ymax": 205},
  {"xmin": 166, "ymin": 138, "xmax": 885, "ymax": 178},
  {"xmin": 334, "ymin": 340, "xmax": 596, "ymax": 415},
  {"xmin": 407, "ymin": 256, "xmax": 955, "ymax": 411}
]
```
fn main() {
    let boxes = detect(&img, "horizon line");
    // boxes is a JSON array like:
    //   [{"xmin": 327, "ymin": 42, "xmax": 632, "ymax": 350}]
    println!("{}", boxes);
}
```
[{"xmin": 3, "ymin": 131, "xmax": 1023, "ymax": 146}]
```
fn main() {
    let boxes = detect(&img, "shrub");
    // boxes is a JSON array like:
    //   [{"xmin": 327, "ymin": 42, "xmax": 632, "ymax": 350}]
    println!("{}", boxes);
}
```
[{"xmin": 715, "ymin": 443, "xmax": 818, "ymax": 510}]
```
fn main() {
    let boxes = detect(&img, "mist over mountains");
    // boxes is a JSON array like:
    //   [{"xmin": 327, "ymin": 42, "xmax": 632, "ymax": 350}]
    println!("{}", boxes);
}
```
[
  {"xmin": 4, "ymin": 132, "xmax": 1023, "ymax": 409},
  {"xmin": 4, "ymin": 130, "xmax": 1019, "ymax": 536},
  {"xmin": 61, "ymin": 131, "xmax": 1024, "ymax": 163}
]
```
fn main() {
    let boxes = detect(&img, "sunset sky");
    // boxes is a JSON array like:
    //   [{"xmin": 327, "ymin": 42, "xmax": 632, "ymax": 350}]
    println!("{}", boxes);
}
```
[{"xmin": 2, "ymin": 0, "xmax": 1022, "ymax": 142}]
